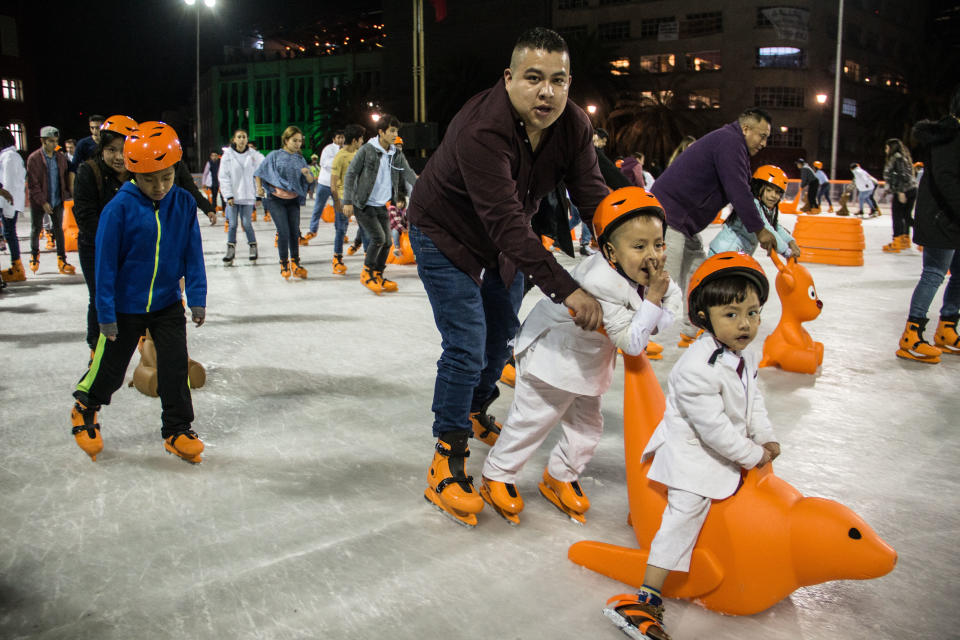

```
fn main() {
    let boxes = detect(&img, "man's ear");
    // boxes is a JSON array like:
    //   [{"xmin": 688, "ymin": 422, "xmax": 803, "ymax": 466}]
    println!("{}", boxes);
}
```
[{"xmin": 503, "ymin": 68, "xmax": 513, "ymax": 83}]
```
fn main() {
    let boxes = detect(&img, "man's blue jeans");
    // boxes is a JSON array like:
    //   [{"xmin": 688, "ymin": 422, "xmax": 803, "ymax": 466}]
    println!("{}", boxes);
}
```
[
  {"xmin": 410, "ymin": 225, "xmax": 524, "ymax": 437},
  {"xmin": 909, "ymin": 246, "xmax": 960, "ymax": 320},
  {"xmin": 309, "ymin": 184, "xmax": 333, "ymax": 234}
]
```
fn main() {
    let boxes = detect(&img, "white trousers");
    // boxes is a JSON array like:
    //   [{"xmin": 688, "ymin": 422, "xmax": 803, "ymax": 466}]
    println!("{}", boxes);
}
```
[
  {"xmin": 664, "ymin": 225, "xmax": 706, "ymax": 336},
  {"xmin": 482, "ymin": 370, "xmax": 603, "ymax": 484},
  {"xmin": 647, "ymin": 487, "xmax": 712, "ymax": 572}
]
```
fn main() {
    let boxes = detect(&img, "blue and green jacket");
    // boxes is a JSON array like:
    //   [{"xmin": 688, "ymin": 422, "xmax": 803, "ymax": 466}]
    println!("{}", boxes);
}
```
[{"xmin": 95, "ymin": 181, "xmax": 206, "ymax": 324}]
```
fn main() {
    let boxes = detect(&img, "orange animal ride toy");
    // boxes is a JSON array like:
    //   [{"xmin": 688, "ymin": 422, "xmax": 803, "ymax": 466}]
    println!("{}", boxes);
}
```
[
  {"xmin": 568, "ymin": 353, "xmax": 896, "ymax": 616},
  {"xmin": 759, "ymin": 250, "xmax": 824, "ymax": 374},
  {"xmin": 132, "ymin": 330, "xmax": 206, "ymax": 397}
]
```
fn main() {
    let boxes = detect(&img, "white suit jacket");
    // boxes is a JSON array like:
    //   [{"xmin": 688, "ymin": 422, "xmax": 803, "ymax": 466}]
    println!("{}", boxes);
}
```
[
  {"xmin": 643, "ymin": 335, "xmax": 777, "ymax": 500},
  {"xmin": 515, "ymin": 252, "xmax": 680, "ymax": 396}
]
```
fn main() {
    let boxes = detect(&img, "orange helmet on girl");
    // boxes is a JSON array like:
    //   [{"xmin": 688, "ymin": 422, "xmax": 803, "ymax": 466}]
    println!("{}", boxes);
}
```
[
  {"xmin": 592, "ymin": 186, "xmax": 665, "ymax": 250},
  {"xmin": 752, "ymin": 164, "xmax": 788, "ymax": 193},
  {"xmin": 123, "ymin": 121, "xmax": 182, "ymax": 173},
  {"xmin": 687, "ymin": 252, "xmax": 769, "ymax": 329},
  {"xmin": 100, "ymin": 115, "xmax": 139, "ymax": 137}
]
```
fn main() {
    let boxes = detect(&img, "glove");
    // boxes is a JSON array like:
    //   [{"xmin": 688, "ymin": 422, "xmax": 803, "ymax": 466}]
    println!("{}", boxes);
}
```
[
  {"xmin": 191, "ymin": 306, "xmax": 206, "ymax": 327},
  {"xmin": 100, "ymin": 322, "xmax": 118, "ymax": 341}
]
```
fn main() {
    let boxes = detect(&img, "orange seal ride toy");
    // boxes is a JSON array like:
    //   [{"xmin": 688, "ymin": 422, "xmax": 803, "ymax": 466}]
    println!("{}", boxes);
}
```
[
  {"xmin": 759, "ymin": 250, "xmax": 824, "ymax": 374},
  {"xmin": 568, "ymin": 352, "xmax": 896, "ymax": 616}
]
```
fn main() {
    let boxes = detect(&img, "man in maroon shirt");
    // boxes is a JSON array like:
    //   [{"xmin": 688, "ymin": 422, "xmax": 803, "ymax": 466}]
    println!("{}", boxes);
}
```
[{"xmin": 408, "ymin": 27, "xmax": 609, "ymax": 527}]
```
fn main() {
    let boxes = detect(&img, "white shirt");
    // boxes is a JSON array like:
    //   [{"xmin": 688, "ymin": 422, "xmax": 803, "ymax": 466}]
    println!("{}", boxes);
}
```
[
  {"xmin": 364, "ymin": 137, "xmax": 395, "ymax": 208},
  {"xmin": 218, "ymin": 146, "xmax": 265, "ymax": 205},
  {"xmin": 0, "ymin": 145, "xmax": 26, "ymax": 219},
  {"xmin": 851, "ymin": 167, "xmax": 877, "ymax": 192},
  {"xmin": 318, "ymin": 142, "xmax": 340, "ymax": 187}
]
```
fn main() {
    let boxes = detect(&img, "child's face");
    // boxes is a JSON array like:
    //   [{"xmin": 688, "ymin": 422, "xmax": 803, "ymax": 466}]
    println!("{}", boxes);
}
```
[
  {"xmin": 605, "ymin": 216, "xmax": 665, "ymax": 288},
  {"xmin": 760, "ymin": 185, "xmax": 783, "ymax": 209},
  {"xmin": 704, "ymin": 287, "xmax": 762, "ymax": 352},
  {"xmin": 101, "ymin": 138, "xmax": 126, "ymax": 175},
  {"xmin": 136, "ymin": 166, "xmax": 176, "ymax": 202}
]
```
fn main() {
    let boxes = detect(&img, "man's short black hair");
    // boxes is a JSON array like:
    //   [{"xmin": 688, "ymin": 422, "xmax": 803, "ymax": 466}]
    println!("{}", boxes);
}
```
[
  {"xmin": 739, "ymin": 107, "xmax": 772, "ymax": 126},
  {"xmin": 344, "ymin": 124, "xmax": 366, "ymax": 144},
  {"xmin": 65, "ymin": 138, "xmax": 76, "ymax": 145},
  {"xmin": 334, "ymin": 130, "xmax": 345, "ymax": 138},
  {"xmin": 511, "ymin": 27, "xmax": 568, "ymax": 66},
  {"xmin": 88, "ymin": 114, "xmax": 105, "ymax": 124},
  {"xmin": 376, "ymin": 115, "xmax": 401, "ymax": 133},
  {"xmin": 595, "ymin": 128, "xmax": 609, "ymax": 140}
]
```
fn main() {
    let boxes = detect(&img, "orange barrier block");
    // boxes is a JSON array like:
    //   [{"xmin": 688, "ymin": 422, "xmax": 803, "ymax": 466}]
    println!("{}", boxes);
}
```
[
  {"xmin": 386, "ymin": 230, "xmax": 416, "ymax": 265},
  {"xmin": 793, "ymin": 216, "xmax": 864, "ymax": 266},
  {"xmin": 62, "ymin": 200, "xmax": 78, "ymax": 252},
  {"xmin": 760, "ymin": 251, "xmax": 824, "ymax": 374},
  {"xmin": 567, "ymin": 353, "xmax": 896, "ymax": 616},
  {"xmin": 321, "ymin": 204, "xmax": 335, "ymax": 223}
]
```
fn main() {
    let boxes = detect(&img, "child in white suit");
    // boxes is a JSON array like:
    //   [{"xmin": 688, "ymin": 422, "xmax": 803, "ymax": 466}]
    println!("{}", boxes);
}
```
[
  {"xmin": 604, "ymin": 251, "xmax": 781, "ymax": 640},
  {"xmin": 480, "ymin": 187, "xmax": 682, "ymax": 525}
]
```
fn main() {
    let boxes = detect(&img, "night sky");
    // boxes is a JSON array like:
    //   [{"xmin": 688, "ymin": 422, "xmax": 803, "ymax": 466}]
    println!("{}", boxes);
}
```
[{"xmin": 15, "ymin": 0, "xmax": 380, "ymax": 140}]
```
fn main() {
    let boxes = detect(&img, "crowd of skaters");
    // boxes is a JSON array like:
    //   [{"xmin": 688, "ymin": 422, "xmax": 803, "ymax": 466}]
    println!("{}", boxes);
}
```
[{"xmin": 1, "ymin": 24, "xmax": 958, "ymax": 640}]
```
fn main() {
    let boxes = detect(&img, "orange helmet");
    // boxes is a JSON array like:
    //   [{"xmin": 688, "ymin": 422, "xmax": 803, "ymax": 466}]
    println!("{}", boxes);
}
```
[
  {"xmin": 100, "ymin": 115, "xmax": 139, "ymax": 137},
  {"xmin": 123, "ymin": 121, "xmax": 182, "ymax": 173},
  {"xmin": 752, "ymin": 165, "xmax": 788, "ymax": 193},
  {"xmin": 592, "ymin": 186, "xmax": 665, "ymax": 248},
  {"xmin": 913, "ymin": 161, "xmax": 923, "ymax": 169},
  {"xmin": 615, "ymin": 158, "xmax": 624, "ymax": 168},
  {"xmin": 394, "ymin": 136, "xmax": 404, "ymax": 145},
  {"xmin": 687, "ymin": 252, "xmax": 769, "ymax": 329},
  {"xmin": 812, "ymin": 160, "xmax": 823, "ymax": 169}
]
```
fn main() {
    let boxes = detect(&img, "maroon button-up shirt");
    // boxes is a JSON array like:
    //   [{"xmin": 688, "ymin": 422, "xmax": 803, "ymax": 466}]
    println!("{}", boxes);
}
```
[{"xmin": 408, "ymin": 81, "xmax": 609, "ymax": 303}]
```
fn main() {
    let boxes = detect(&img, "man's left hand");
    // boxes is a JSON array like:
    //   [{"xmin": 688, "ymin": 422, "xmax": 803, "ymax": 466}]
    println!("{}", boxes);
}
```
[
  {"xmin": 191, "ymin": 306, "xmax": 206, "ymax": 327},
  {"xmin": 756, "ymin": 227, "xmax": 777, "ymax": 251}
]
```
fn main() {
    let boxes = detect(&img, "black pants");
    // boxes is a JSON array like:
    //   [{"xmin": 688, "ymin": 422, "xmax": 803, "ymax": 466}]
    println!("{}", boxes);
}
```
[
  {"xmin": 356, "ymin": 205, "xmax": 390, "ymax": 271},
  {"xmin": 78, "ymin": 237, "xmax": 98, "ymax": 349},
  {"xmin": 30, "ymin": 204, "xmax": 65, "ymax": 258},
  {"xmin": 74, "ymin": 302, "xmax": 194, "ymax": 438},
  {"xmin": 891, "ymin": 188, "xmax": 917, "ymax": 237}
]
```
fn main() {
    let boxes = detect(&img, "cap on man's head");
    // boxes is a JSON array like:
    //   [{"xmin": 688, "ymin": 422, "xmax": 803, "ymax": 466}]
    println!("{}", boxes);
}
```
[{"xmin": 40, "ymin": 126, "xmax": 59, "ymax": 138}]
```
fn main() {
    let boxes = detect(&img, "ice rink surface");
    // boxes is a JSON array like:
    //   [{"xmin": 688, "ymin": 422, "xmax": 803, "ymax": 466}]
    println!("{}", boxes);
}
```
[{"xmin": 0, "ymin": 205, "xmax": 957, "ymax": 639}]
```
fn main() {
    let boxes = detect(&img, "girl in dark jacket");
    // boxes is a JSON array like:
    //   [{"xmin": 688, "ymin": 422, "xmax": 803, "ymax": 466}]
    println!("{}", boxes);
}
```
[
  {"xmin": 897, "ymin": 87, "xmax": 960, "ymax": 363},
  {"xmin": 72, "ymin": 115, "xmax": 137, "ymax": 355},
  {"xmin": 882, "ymin": 138, "xmax": 918, "ymax": 253}
]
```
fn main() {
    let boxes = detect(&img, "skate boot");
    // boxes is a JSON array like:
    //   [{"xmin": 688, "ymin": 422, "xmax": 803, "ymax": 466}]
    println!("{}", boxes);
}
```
[
  {"xmin": 499, "ymin": 360, "xmax": 516, "ymax": 387},
  {"xmin": 347, "ymin": 241, "xmax": 362, "ymax": 256},
  {"xmin": 538, "ymin": 468, "xmax": 589, "ymax": 524},
  {"xmin": 374, "ymin": 269, "xmax": 398, "ymax": 292},
  {"xmin": 28, "ymin": 255, "xmax": 39, "ymax": 272},
  {"xmin": 677, "ymin": 329, "xmax": 702, "ymax": 348},
  {"xmin": 274, "ymin": 233, "xmax": 278, "ymax": 247},
  {"xmin": 263, "ymin": 211, "xmax": 271, "ymax": 222},
  {"xmin": 470, "ymin": 387, "xmax": 502, "ymax": 446},
  {"xmin": 603, "ymin": 589, "xmax": 671, "ymax": 640},
  {"xmin": 298, "ymin": 234, "xmax": 310, "ymax": 246},
  {"xmin": 57, "ymin": 256, "xmax": 76, "ymax": 275},
  {"xmin": 251, "ymin": 210, "xmax": 257, "ymax": 221},
  {"xmin": 332, "ymin": 254, "xmax": 347, "ymax": 275},
  {"xmin": 934, "ymin": 315, "xmax": 960, "ymax": 355},
  {"xmin": 646, "ymin": 341, "xmax": 664, "ymax": 360},
  {"xmin": 248, "ymin": 242, "xmax": 258, "ymax": 261},
  {"xmin": 425, "ymin": 430, "xmax": 484, "ymax": 527},
  {"xmin": 898, "ymin": 234, "xmax": 912, "ymax": 250},
  {"xmin": 361, "ymin": 265, "xmax": 383, "ymax": 294},
  {"xmin": 163, "ymin": 429, "xmax": 204, "ymax": 464},
  {"xmin": 292, "ymin": 258, "xmax": 308, "ymax": 279},
  {"xmin": 480, "ymin": 477, "xmax": 524, "ymax": 525},
  {"xmin": 280, "ymin": 260, "xmax": 292, "ymax": 279},
  {"xmin": 882, "ymin": 237, "xmax": 901, "ymax": 253},
  {"xmin": 303, "ymin": 231, "xmax": 317, "ymax": 243},
  {"xmin": 45, "ymin": 233, "xmax": 55, "ymax": 250},
  {"xmin": 224, "ymin": 220, "xmax": 229, "ymax": 233},
  {"xmin": 1, "ymin": 259, "xmax": 27, "ymax": 282},
  {"xmin": 896, "ymin": 318, "xmax": 941, "ymax": 363},
  {"xmin": 71, "ymin": 400, "xmax": 103, "ymax": 462},
  {"xmin": 223, "ymin": 242, "xmax": 236, "ymax": 264}
]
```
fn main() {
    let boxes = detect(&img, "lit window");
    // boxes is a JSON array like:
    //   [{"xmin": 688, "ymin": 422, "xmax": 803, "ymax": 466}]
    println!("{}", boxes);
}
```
[
  {"xmin": 843, "ymin": 59, "xmax": 860, "ymax": 81},
  {"xmin": 610, "ymin": 57, "xmax": 631, "ymax": 76},
  {"xmin": 686, "ymin": 51, "xmax": 721, "ymax": 71},
  {"xmin": 756, "ymin": 47, "xmax": 805, "ymax": 68},
  {"xmin": 842, "ymin": 98, "xmax": 857, "ymax": 117},
  {"xmin": 7, "ymin": 122, "xmax": 25, "ymax": 149},
  {"xmin": 1, "ymin": 78, "xmax": 24, "ymax": 102},
  {"xmin": 688, "ymin": 89, "xmax": 720, "ymax": 109},
  {"xmin": 640, "ymin": 90, "xmax": 674, "ymax": 103},
  {"xmin": 639, "ymin": 54, "xmax": 675, "ymax": 73}
]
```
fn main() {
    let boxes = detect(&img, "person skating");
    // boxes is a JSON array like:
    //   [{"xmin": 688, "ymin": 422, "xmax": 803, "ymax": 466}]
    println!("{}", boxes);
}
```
[
  {"xmin": 481, "ymin": 188, "xmax": 680, "ymax": 525},
  {"xmin": 218, "ymin": 128, "xmax": 263, "ymax": 264},
  {"xmin": 0, "ymin": 127, "xmax": 27, "ymax": 282},
  {"xmin": 850, "ymin": 163, "xmax": 881, "ymax": 217},
  {"xmin": 71, "ymin": 122, "xmax": 207, "ymax": 464},
  {"xmin": 25, "ymin": 125, "xmax": 76, "ymax": 275},
  {"xmin": 329, "ymin": 124, "xmax": 366, "ymax": 274},
  {"xmin": 304, "ymin": 130, "xmax": 343, "ymax": 242},
  {"xmin": 881, "ymin": 138, "xmax": 918, "ymax": 253},
  {"xmin": 72, "ymin": 115, "xmax": 138, "ymax": 357},
  {"xmin": 604, "ymin": 252, "xmax": 780, "ymax": 640},
  {"xmin": 813, "ymin": 160, "xmax": 833, "ymax": 212}
]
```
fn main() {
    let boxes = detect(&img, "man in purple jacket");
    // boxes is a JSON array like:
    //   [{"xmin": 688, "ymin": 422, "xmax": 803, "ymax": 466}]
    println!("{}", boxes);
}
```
[
  {"xmin": 651, "ymin": 108, "xmax": 777, "ymax": 346},
  {"xmin": 408, "ymin": 27, "xmax": 609, "ymax": 527}
]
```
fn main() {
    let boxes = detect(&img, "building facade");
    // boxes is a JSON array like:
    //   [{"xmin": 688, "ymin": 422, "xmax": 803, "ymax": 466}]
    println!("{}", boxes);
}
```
[{"xmin": 0, "ymin": 9, "xmax": 37, "ymax": 152}]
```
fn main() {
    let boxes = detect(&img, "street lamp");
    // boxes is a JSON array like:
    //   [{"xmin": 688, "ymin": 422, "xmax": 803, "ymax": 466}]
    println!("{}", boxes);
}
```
[
  {"xmin": 586, "ymin": 104, "xmax": 598, "ymax": 115},
  {"xmin": 815, "ymin": 93, "xmax": 828, "ymax": 105},
  {"xmin": 185, "ymin": 0, "xmax": 216, "ymax": 167}
]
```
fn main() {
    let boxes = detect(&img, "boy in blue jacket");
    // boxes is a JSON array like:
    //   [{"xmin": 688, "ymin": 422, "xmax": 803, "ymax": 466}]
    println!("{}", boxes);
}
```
[{"xmin": 71, "ymin": 122, "xmax": 207, "ymax": 464}]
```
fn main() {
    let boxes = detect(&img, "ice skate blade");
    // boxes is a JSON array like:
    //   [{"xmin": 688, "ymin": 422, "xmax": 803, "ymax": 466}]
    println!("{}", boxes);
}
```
[
  {"xmin": 538, "ymin": 482, "xmax": 586, "ymax": 525},
  {"xmin": 164, "ymin": 443, "xmax": 203, "ymax": 464},
  {"xmin": 602, "ymin": 608, "xmax": 651, "ymax": 640},
  {"xmin": 936, "ymin": 344, "xmax": 960, "ymax": 355},
  {"xmin": 479, "ymin": 485, "xmax": 520, "ymax": 526},
  {"xmin": 646, "ymin": 353, "xmax": 663, "ymax": 361},
  {"xmin": 424, "ymin": 490, "xmax": 477, "ymax": 528},
  {"xmin": 895, "ymin": 349, "xmax": 940, "ymax": 364}
]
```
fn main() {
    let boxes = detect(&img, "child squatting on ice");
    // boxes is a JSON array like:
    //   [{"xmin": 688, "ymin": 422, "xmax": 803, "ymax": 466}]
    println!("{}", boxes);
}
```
[
  {"xmin": 71, "ymin": 122, "xmax": 208, "ymax": 464},
  {"xmin": 480, "ymin": 187, "xmax": 681, "ymax": 525},
  {"xmin": 708, "ymin": 164, "xmax": 801, "ymax": 259},
  {"xmin": 604, "ymin": 252, "xmax": 781, "ymax": 640}
]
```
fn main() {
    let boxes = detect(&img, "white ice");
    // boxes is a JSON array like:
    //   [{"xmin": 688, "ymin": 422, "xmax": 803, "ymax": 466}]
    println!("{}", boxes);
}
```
[{"xmin": 0, "ymin": 204, "xmax": 957, "ymax": 639}]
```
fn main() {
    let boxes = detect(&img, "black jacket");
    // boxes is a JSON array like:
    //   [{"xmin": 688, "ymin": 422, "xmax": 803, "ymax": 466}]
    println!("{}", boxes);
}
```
[
  {"xmin": 912, "ymin": 116, "xmax": 960, "ymax": 249},
  {"xmin": 175, "ymin": 161, "xmax": 215, "ymax": 215},
  {"xmin": 73, "ymin": 158, "xmax": 126, "ymax": 245}
]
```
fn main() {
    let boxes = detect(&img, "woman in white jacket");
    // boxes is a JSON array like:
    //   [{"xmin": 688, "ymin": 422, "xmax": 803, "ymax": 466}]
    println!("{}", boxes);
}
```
[
  {"xmin": 0, "ymin": 128, "xmax": 27, "ymax": 284},
  {"xmin": 218, "ymin": 129, "xmax": 264, "ymax": 262},
  {"xmin": 605, "ymin": 251, "xmax": 781, "ymax": 640}
]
